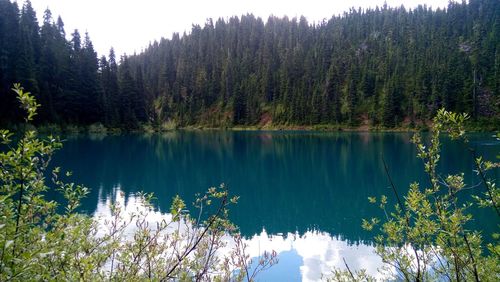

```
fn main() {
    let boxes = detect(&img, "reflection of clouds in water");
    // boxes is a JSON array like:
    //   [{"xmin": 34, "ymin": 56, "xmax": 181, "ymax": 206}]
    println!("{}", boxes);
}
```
[
  {"xmin": 93, "ymin": 185, "xmax": 176, "ymax": 238},
  {"xmin": 92, "ymin": 188, "xmax": 388, "ymax": 281},
  {"xmin": 244, "ymin": 230, "xmax": 388, "ymax": 281}
]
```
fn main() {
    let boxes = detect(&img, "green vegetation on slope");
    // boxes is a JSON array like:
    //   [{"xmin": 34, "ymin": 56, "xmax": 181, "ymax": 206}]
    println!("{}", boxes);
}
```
[{"xmin": 0, "ymin": 0, "xmax": 499, "ymax": 130}]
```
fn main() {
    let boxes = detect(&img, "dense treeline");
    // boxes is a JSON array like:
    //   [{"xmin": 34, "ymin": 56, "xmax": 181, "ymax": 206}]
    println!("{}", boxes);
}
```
[
  {"xmin": 0, "ymin": 0, "xmax": 102, "ymax": 125},
  {"xmin": 0, "ymin": 0, "xmax": 499, "ymax": 129}
]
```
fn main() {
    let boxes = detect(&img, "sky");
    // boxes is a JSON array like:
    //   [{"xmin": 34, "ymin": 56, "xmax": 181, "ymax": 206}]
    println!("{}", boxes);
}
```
[{"xmin": 27, "ymin": 0, "xmax": 450, "ymax": 57}]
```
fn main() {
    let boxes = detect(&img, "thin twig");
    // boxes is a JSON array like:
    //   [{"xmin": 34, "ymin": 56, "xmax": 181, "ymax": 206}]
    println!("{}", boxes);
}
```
[
  {"xmin": 343, "ymin": 258, "xmax": 355, "ymax": 280},
  {"xmin": 12, "ymin": 137, "xmax": 26, "ymax": 261},
  {"xmin": 470, "ymin": 149, "xmax": 500, "ymax": 217},
  {"xmin": 462, "ymin": 233, "xmax": 479, "ymax": 282},
  {"xmin": 382, "ymin": 154, "xmax": 423, "ymax": 281},
  {"xmin": 381, "ymin": 155, "xmax": 404, "ymax": 212},
  {"xmin": 161, "ymin": 193, "xmax": 228, "ymax": 281}
]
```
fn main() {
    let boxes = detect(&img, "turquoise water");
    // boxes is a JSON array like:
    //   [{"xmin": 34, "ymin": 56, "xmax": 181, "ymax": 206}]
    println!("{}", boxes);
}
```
[{"xmin": 53, "ymin": 131, "xmax": 499, "ymax": 280}]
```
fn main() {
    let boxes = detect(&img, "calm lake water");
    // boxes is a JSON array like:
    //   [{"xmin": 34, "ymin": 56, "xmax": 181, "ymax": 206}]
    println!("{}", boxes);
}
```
[{"xmin": 53, "ymin": 131, "xmax": 499, "ymax": 281}]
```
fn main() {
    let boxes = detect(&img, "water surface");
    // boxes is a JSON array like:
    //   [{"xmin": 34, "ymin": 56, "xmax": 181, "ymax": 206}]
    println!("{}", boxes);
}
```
[{"xmin": 53, "ymin": 131, "xmax": 499, "ymax": 281}]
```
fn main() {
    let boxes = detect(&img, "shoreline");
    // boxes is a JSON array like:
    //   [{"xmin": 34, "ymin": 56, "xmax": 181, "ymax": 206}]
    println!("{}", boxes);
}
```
[
  {"xmin": 7, "ymin": 121, "xmax": 496, "ymax": 135},
  {"xmin": 180, "ymin": 125, "xmax": 422, "ymax": 132}
]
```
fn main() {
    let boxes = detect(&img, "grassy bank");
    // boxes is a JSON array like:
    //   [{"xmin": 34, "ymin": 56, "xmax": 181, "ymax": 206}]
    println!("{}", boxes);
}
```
[{"xmin": 4, "ymin": 117, "xmax": 498, "ymax": 135}]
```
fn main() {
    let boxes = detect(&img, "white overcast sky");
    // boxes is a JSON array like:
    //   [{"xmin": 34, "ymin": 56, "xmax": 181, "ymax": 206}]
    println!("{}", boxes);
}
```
[{"xmin": 27, "ymin": 0, "xmax": 450, "ymax": 57}]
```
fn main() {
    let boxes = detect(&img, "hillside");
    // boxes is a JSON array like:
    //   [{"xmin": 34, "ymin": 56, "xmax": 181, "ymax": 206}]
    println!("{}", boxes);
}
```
[{"xmin": 0, "ymin": 0, "xmax": 498, "ymax": 129}]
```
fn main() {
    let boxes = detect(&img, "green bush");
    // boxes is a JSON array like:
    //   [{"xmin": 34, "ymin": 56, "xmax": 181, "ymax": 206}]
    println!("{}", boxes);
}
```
[
  {"xmin": 37, "ymin": 123, "xmax": 62, "ymax": 134},
  {"xmin": 88, "ymin": 122, "xmax": 108, "ymax": 134},
  {"xmin": 330, "ymin": 109, "xmax": 500, "ymax": 281},
  {"xmin": 63, "ymin": 124, "xmax": 83, "ymax": 134},
  {"xmin": 160, "ymin": 119, "xmax": 178, "ymax": 131}
]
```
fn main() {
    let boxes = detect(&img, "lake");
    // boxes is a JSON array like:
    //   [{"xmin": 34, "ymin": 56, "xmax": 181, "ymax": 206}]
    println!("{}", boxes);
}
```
[{"xmin": 53, "ymin": 131, "xmax": 499, "ymax": 281}]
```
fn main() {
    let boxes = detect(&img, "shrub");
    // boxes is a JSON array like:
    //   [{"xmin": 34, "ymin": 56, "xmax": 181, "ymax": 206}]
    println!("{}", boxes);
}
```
[
  {"xmin": 331, "ymin": 109, "xmax": 499, "ymax": 281},
  {"xmin": 37, "ymin": 123, "xmax": 62, "ymax": 134},
  {"xmin": 88, "ymin": 122, "xmax": 108, "ymax": 134},
  {"xmin": 160, "ymin": 119, "xmax": 178, "ymax": 131}
]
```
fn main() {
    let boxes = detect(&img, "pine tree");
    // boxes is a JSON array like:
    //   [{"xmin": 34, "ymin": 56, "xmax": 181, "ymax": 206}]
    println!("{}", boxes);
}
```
[
  {"xmin": 0, "ymin": 0, "xmax": 21, "ymax": 123},
  {"xmin": 17, "ymin": 0, "xmax": 40, "ymax": 99},
  {"xmin": 118, "ymin": 56, "xmax": 139, "ymax": 128}
]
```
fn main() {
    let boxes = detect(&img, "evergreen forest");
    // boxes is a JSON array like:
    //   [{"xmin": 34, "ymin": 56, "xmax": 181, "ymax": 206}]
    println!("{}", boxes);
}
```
[{"xmin": 0, "ymin": 0, "xmax": 498, "ymax": 129}]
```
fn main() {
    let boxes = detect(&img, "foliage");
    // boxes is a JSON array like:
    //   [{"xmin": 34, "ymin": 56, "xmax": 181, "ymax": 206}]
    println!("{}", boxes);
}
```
[
  {"xmin": 0, "ymin": 84, "xmax": 277, "ymax": 280},
  {"xmin": 88, "ymin": 122, "xmax": 107, "ymax": 134},
  {"xmin": 331, "ymin": 108, "xmax": 499, "ymax": 281},
  {"xmin": 1, "ymin": 0, "xmax": 499, "ymax": 129}
]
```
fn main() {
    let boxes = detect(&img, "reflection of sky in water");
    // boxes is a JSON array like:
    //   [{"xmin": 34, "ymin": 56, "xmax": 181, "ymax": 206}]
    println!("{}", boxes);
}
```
[
  {"xmin": 243, "ymin": 230, "xmax": 387, "ymax": 281},
  {"xmin": 54, "ymin": 132, "xmax": 498, "ymax": 280},
  {"xmin": 93, "ymin": 186, "xmax": 388, "ymax": 281},
  {"xmin": 58, "ymin": 131, "xmax": 498, "ymax": 241}
]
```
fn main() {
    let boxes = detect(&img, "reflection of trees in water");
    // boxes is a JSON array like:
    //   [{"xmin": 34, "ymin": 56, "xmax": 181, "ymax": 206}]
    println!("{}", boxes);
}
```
[{"xmin": 53, "ymin": 132, "xmax": 498, "ymax": 243}]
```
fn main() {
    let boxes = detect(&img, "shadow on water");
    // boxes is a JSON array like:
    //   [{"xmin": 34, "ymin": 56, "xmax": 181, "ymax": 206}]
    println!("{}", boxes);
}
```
[{"xmin": 52, "ymin": 131, "xmax": 498, "ymax": 243}]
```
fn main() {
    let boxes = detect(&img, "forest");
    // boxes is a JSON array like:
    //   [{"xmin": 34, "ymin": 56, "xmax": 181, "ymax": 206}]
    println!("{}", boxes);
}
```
[{"xmin": 0, "ymin": 0, "xmax": 498, "ymax": 129}]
